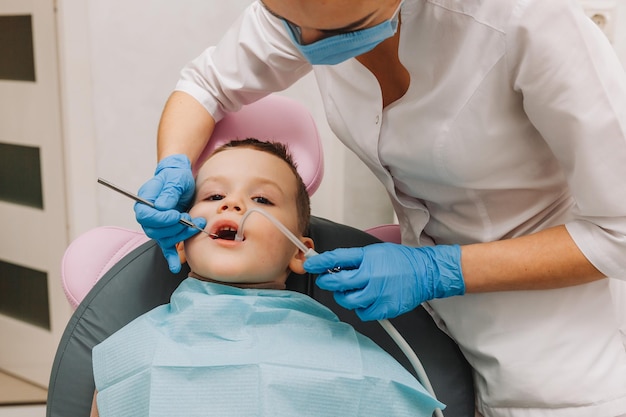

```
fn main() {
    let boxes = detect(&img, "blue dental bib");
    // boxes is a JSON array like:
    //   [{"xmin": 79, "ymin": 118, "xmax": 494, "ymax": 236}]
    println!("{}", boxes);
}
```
[{"xmin": 93, "ymin": 278, "xmax": 443, "ymax": 416}]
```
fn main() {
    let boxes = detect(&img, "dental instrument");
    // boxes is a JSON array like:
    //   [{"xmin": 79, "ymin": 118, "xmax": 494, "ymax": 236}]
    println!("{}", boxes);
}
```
[
  {"xmin": 234, "ymin": 207, "xmax": 444, "ymax": 417},
  {"xmin": 235, "ymin": 208, "xmax": 317, "ymax": 257},
  {"xmin": 97, "ymin": 178, "xmax": 214, "ymax": 237}
]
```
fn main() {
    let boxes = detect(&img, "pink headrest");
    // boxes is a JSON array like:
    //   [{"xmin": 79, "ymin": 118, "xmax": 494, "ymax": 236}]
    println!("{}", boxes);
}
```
[
  {"xmin": 194, "ymin": 95, "xmax": 324, "ymax": 195},
  {"xmin": 365, "ymin": 224, "xmax": 402, "ymax": 244},
  {"xmin": 62, "ymin": 227, "xmax": 150, "ymax": 309}
]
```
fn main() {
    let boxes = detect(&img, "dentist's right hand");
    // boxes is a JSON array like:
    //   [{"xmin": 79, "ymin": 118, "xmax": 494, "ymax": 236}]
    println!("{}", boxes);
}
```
[
  {"xmin": 134, "ymin": 154, "xmax": 206, "ymax": 273},
  {"xmin": 304, "ymin": 243, "xmax": 465, "ymax": 321}
]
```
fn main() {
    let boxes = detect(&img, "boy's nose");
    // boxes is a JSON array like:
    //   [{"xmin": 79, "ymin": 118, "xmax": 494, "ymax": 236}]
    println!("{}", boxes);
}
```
[{"xmin": 219, "ymin": 203, "xmax": 242, "ymax": 212}]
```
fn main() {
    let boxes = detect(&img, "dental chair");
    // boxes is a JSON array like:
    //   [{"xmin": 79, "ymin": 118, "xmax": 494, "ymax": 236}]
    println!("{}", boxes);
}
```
[{"xmin": 47, "ymin": 94, "xmax": 475, "ymax": 417}]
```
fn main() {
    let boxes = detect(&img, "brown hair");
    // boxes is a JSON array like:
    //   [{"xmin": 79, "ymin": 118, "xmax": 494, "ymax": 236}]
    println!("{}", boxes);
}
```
[{"xmin": 210, "ymin": 138, "xmax": 311, "ymax": 234}]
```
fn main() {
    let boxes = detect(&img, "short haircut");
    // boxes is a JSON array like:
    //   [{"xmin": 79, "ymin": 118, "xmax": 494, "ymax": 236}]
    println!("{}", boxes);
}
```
[{"xmin": 210, "ymin": 138, "xmax": 311, "ymax": 234}]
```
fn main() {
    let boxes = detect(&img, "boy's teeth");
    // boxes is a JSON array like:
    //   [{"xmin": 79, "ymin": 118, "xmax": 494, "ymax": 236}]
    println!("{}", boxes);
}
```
[{"xmin": 214, "ymin": 227, "xmax": 238, "ymax": 240}]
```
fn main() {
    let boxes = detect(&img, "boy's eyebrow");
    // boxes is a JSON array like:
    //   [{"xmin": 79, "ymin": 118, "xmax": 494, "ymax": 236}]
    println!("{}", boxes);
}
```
[
  {"xmin": 259, "ymin": 0, "xmax": 376, "ymax": 33},
  {"xmin": 196, "ymin": 175, "xmax": 286, "ymax": 196}
]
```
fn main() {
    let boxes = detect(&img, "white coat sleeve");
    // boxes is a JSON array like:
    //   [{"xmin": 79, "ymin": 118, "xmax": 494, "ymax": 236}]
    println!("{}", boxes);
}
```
[
  {"xmin": 174, "ymin": 1, "xmax": 312, "ymax": 121},
  {"xmin": 507, "ymin": 0, "xmax": 626, "ymax": 279}
]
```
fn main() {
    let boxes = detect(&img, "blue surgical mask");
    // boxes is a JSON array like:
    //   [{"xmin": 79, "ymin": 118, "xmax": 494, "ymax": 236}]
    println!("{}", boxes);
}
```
[{"xmin": 282, "ymin": 1, "xmax": 403, "ymax": 66}]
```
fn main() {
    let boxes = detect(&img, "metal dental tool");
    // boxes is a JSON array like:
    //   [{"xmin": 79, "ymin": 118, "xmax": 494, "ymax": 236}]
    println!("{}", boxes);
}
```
[
  {"xmin": 236, "ymin": 208, "xmax": 343, "ymax": 270},
  {"xmin": 235, "ymin": 208, "xmax": 341, "ymax": 271},
  {"xmin": 97, "ymin": 178, "xmax": 213, "ymax": 237},
  {"xmin": 234, "ymin": 207, "xmax": 317, "ymax": 258}
]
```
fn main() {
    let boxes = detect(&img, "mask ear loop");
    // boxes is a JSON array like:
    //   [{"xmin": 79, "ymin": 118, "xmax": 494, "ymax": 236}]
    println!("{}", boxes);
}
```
[
  {"xmin": 283, "ymin": 19, "xmax": 304, "ymax": 44},
  {"xmin": 235, "ymin": 207, "xmax": 443, "ymax": 415}
]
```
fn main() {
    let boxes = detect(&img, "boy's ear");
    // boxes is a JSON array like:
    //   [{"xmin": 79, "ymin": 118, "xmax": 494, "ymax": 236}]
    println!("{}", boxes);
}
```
[
  {"xmin": 175, "ymin": 241, "xmax": 187, "ymax": 265},
  {"xmin": 288, "ymin": 237, "xmax": 314, "ymax": 274}
]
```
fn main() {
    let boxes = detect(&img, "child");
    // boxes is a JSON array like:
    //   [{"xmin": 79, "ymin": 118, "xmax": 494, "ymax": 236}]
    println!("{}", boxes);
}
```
[{"xmin": 90, "ymin": 139, "xmax": 443, "ymax": 416}]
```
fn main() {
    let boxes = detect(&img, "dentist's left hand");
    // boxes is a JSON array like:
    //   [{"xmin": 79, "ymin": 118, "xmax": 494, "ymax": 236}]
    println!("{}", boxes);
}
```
[{"xmin": 134, "ymin": 154, "xmax": 206, "ymax": 273}]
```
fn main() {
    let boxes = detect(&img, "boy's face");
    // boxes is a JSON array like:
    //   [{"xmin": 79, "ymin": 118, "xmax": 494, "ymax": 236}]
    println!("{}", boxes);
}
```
[{"xmin": 181, "ymin": 147, "xmax": 312, "ymax": 286}]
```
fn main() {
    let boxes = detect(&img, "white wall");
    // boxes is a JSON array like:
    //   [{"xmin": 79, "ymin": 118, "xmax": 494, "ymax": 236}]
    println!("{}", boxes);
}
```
[{"xmin": 60, "ymin": 0, "xmax": 626, "ymax": 238}]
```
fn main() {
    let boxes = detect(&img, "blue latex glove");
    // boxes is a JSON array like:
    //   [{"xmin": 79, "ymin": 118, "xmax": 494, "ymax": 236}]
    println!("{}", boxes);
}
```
[
  {"xmin": 134, "ymin": 154, "xmax": 206, "ymax": 273},
  {"xmin": 304, "ymin": 243, "xmax": 465, "ymax": 321}
]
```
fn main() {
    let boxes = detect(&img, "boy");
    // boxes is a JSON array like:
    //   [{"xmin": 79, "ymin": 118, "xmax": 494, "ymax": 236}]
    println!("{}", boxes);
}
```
[{"xmin": 91, "ymin": 139, "xmax": 443, "ymax": 416}]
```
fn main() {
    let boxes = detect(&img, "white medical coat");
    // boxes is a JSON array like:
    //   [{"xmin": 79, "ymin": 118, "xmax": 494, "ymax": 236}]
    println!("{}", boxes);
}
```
[{"xmin": 174, "ymin": 0, "xmax": 626, "ymax": 415}]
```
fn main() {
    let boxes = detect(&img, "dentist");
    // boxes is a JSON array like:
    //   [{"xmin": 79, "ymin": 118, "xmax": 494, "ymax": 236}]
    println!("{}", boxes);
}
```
[{"xmin": 134, "ymin": 0, "xmax": 626, "ymax": 415}]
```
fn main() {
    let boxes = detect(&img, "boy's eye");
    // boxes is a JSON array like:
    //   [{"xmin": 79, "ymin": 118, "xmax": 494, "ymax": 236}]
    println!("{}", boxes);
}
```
[
  {"xmin": 206, "ymin": 194, "xmax": 224, "ymax": 201},
  {"xmin": 252, "ymin": 196, "xmax": 273, "ymax": 205}
]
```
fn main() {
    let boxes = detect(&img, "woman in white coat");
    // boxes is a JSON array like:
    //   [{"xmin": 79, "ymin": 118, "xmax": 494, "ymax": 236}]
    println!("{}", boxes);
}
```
[{"xmin": 134, "ymin": 0, "xmax": 626, "ymax": 415}]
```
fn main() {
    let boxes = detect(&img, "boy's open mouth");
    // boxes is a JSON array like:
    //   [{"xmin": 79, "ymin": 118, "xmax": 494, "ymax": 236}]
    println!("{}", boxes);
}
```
[{"xmin": 211, "ymin": 226, "xmax": 238, "ymax": 241}]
